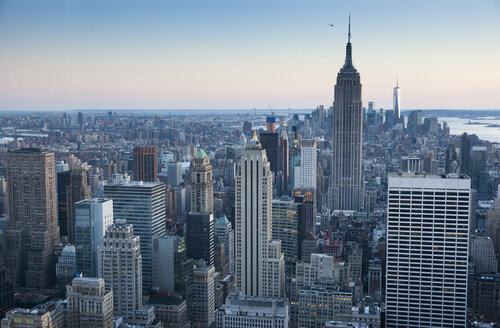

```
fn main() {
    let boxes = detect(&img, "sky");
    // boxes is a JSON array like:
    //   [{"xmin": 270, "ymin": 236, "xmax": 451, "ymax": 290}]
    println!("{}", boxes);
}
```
[{"xmin": 0, "ymin": 0, "xmax": 499, "ymax": 111}]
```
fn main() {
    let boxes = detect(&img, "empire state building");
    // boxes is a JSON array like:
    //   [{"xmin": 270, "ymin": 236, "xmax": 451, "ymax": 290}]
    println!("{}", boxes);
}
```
[{"xmin": 330, "ymin": 16, "xmax": 364, "ymax": 211}]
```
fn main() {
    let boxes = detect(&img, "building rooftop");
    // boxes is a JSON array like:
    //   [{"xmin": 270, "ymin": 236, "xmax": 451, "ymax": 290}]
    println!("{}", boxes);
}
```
[
  {"xmin": 105, "ymin": 180, "xmax": 164, "ymax": 187},
  {"xmin": 217, "ymin": 214, "xmax": 230, "ymax": 225},
  {"xmin": 75, "ymin": 198, "xmax": 111, "ymax": 205},
  {"xmin": 148, "ymin": 294, "xmax": 185, "ymax": 306},
  {"xmin": 196, "ymin": 149, "xmax": 209, "ymax": 158},
  {"xmin": 389, "ymin": 172, "xmax": 469, "ymax": 180}
]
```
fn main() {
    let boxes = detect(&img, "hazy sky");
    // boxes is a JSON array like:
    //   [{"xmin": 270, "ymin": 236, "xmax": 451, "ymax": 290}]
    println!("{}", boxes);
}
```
[{"xmin": 1, "ymin": 0, "xmax": 499, "ymax": 111}]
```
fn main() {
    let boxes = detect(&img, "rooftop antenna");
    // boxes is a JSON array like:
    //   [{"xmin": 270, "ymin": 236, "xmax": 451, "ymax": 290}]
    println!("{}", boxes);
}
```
[
  {"xmin": 396, "ymin": 76, "xmax": 399, "ymax": 88},
  {"xmin": 348, "ymin": 13, "xmax": 351, "ymax": 43}
]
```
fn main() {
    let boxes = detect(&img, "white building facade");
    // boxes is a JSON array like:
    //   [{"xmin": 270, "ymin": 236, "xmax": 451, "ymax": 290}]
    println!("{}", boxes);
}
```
[
  {"xmin": 216, "ymin": 292, "xmax": 289, "ymax": 328},
  {"xmin": 386, "ymin": 174, "xmax": 470, "ymax": 327},
  {"xmin": 99, "ymin": 220, "xmax": 142, "ymax": 323},
  {"xmin": 294, "ymin": 139, "xmax": 317, "ymax": 190},
  {"xmin": 234, "ymin": 134, "xmax": 285, "ymax": 298}
]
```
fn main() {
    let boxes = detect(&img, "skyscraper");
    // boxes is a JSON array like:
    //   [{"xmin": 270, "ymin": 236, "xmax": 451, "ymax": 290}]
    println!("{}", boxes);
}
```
[
  {"xmin": 104, "ymin": 181, "xmax": 166, "ymax": 291},
  {"xmin": 385, "ymin": 173, "xmax": 470, "ymax": 327},
  {"xmin": 459, "ymin": 132, "xmax": 471, "ymax": 176},
  {"xmin": 56, "ymin": 244, "xmax": 77, "ymax": 291},
  {"xmin": 330, "ymin": 17, "xmax": 364, "ymax": 211},
  {"xmin": 167, "ymin": 162, "xmax": 183, "ymax": 187},
  {"xmin": 293, "ymin": 139, "xmax": 317, "ymax": 190},
  {"xmin": 66, "ymin": 165, "xmax": 92, "ymax": 244},
  {"xmin": 393, "ymin": 78, "xmax": 401, "ymax": 122},
  {"xmin": 133, "ymin": 146, "xmax": 158, "ymax": 182},
  {"xmin": 5, "ymin": 148, "xmax": 60, "ymax": 288},
  {"xmin": 74, "ymin": 198, "xmax": 113, "ymax": 277},
  {"xmin": 234, "ymin": 133, "xmax": 285, "ymax": 297},
  {"xmin": 190, "ymin": 149, "xmax": 213, "ymax": 213},
  {"xmin": 192, "ymin": 261, "xmax": 216, "ymax": 328},
  {"xmin": 57, "ymin": 170, "xmax": 71, "ymax": 238},
  {"xmin": 272, "ymin": 197, "xmax": 299, "ymax": 278},
  {"xmin": 186, "ymin": 212, "xmax": 215, "ymax": 266},
  {"xmin": 66, "ymin": 277, "xmax": 114, "ymax": 328},
  {"xmin": 99, "ymin": 220, "xmax": 142, "ymax": 323},
  {"xmin": 215, "ymin": 214, "xmax": 234, "ymax": 275}
]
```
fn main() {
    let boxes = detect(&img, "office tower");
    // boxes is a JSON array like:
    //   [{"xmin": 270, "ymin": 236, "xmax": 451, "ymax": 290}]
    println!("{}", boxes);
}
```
[
  {"xmin": 214, "ymin": 238, "xmax": 229, "ymax": 277},
  {"xmin": 74, "ymin": 198, "xmax": 113, "ymax": 277},
  {"xmin": 186, "ymin": 212, "xmax": 215, "ymax": 266},
  {"xmin": 386, "ymin": 173, "xmax": 470, "ymax": 328},
  {"xmin": 99, "ymin": 220, "xmax": 142, "ymax": 322},
  {"xmin": 368, "ymin": 258, "xmax": 382, "ymax": 298},
  {"xmin": 168, "ymin": 162, "xmax": 183, "ymax": 187},
  {"xmin": 423, "ymin": 117, "xmax": 439, "ymax": 134},
  {"xmin": 104, "ymin": 181, "xmax": 166, "ymax": 291},
  {"xmin": 293, "ymin": 139, "xmax": 317, "ymax": 190},
  {"xmin": 445, "ymin": 144, "xmax": 458, "ymax": 174},
  {"xmin": 56, "ymin": 244, "xmax": 77, "ymax": 291},
  {"xmin": 330, "ymin": 17, "xmax": 364, "ymax": 211},
  {"xmin": 272, "ymin": 197, "xmax": 299, "ymax": 277},
  {"xmin": 190, "ymin": 149, "xmax": 214, "ymax": 212},
  {"xmin": 0, "ymin": 266, "xmax": 13, "ymax": 318},
  {"xmin": 147, "ymin": 293, "xmax": 190, "ymax": 328},
  {"xmin": 77, "ymin": 111, "xmax": 84, "ymax": 127},
  {"xmin": 66, "ymin": 277, "xmax": 114, "ymax": 328},
  {"xmin": 471, "ymin": 236, "xmax": 498, "ymax": 274},
  {"xmin": 385, "ymin": 109, "xmax": 395, "ymax": 127},
  {"xmin": 215, "ymin": 214, "xmax": 234, "ymax": 274},
  {"xmin": 57, "ymin": 170, "xmax": 71, "ymax": 237},
  {"xmin": 216, "ymin": 292, "xmax": 289, "ymax": 328},
  {"xmin": 133, "ymin": 146, "xmax": 158, "ymax": 182},
  {"xmin": 5, "ymin": 148, "xmax": 60, "ymax": 288},
  {"xmin": 192, "ymin": 261, "xmax": 215, "ymax": 328},
  {"xmin": 260, "ymin": 132, "xmax": 279, "ymax": 171},
  {"xmin": 469, "ymin": 273, "xmax": 500, "ymax": 323},
  {"xmin": 407, "ymin": 110, "xmax": 423, "ymax": 133},
  {"xmin": 66, "ymin": 165, "xmax": 92, "ymax": 244},
  {"xmin": 401, "ymin": 156, "xmax": 420, "ymax": 173},
  {"xmin": 279, "ymin": 121, "xmax": 289, "ymax": 194},
  {"xmin": 0, "ymin": 176, "xmax": 7, "ymax": 215},
  {"xmin": 486, "ymin": 198, "xmax": 500, "ymax": 260},
  {"xmin": 470, "ymin": 146, "xmax": 488, "ymax": 199},
  {"xmin": 2, "ymin": 299, "xmax": 66, "ymax": 328},
  {"xmin": 293, "ymin": 189, "xmax": 317, "ymax": 260},
  {"xmin": 260, "ymin": 119, "xmax": 289, "ymax": 195},
  {"xmin": 234, "ymin": 133, "xmax": 285, "ymax": 297},
  {"xmin": 152, "ymin": 236, "xmax": 177, "ymax": 292},
  {"xmin": 460, "ymin": 132, "xmax": 472, "ymax": 175},
  {"xmin": 393, "ymin": 79, "xmax": 401, "ymax": 121},
  {"xmin": 346, "ymin": 242, "xmax": 362, "ymax": 283}
]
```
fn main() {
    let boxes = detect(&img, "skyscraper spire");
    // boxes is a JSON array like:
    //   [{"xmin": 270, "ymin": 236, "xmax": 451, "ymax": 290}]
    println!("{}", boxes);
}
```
[
  {"xmin": 343, "ymin": 14, "xmax": 354, "ymax": 71},
  {"xmin": 348, "ymin": 13, "xmax": 351, "ymax": 43}
]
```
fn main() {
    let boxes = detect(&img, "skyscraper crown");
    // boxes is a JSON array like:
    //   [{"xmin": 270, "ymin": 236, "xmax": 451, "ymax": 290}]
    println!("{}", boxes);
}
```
[{"xmin": 340, "ymin": 14, "xmax": 357, "ymax": 73}]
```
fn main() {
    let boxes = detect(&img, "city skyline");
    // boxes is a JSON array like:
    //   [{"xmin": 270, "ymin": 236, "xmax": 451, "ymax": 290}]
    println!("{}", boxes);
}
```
[{"xmin": 1, "ymin": 0, "xmax": 499, "ymax": 111}]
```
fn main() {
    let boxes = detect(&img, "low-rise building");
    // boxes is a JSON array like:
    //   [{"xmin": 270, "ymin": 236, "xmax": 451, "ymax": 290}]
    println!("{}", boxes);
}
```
[{"xmin": 216, "ymin": 292, "xmax": 289, "ymax": 328}]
